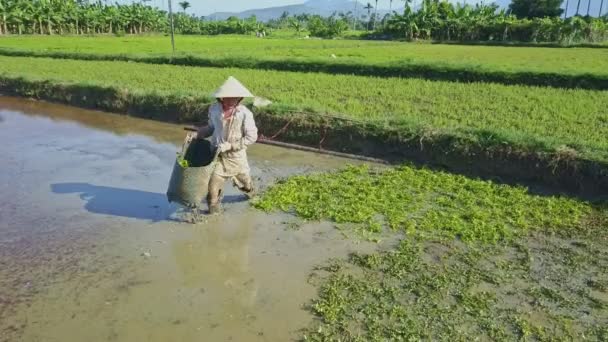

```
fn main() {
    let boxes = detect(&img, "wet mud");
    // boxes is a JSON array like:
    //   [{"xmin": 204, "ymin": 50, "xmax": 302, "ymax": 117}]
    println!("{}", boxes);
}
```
[{"xmin": 0, "ymin": 96, "xmax": 384, "ymax": 341}]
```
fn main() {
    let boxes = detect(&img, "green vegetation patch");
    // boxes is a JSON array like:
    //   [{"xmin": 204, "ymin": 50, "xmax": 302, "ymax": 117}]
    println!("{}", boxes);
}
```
[
  {"xmin": 304, "ymin": 232, "xmax": 608, "ymax": 341},
  {"xmin": 0, "ymin": 36, "xmax": 607, "ymax": 89},
  {"xmin": 1, "ymin": 35, "xmax": 607, "ymax": 77},
  {"xmin": 254, "ymin": 164, "xmax": 607, "ymax": 340},
  {"xmin": 253, "ymin": 165, "xmax": 591, "ymax": 243},
  {"xmin": 1, "ymin": 56, "xmax": 607, "ymax": 164}
]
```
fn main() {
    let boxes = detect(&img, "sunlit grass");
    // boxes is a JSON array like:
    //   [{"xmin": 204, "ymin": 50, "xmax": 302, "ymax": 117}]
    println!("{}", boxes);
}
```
[
  {"xmin": 1, "ymin": 56, "xmax": 607, "ymax": 162},
  {"xmin": 0, "ymin": 35, "xmax": 607, "ymax": 76}
]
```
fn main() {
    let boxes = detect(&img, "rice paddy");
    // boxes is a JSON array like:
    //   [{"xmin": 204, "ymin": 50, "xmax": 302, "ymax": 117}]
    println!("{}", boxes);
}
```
[{"xmin": 1, "ymin": 34, "xmax": 606, "ymax": 341}]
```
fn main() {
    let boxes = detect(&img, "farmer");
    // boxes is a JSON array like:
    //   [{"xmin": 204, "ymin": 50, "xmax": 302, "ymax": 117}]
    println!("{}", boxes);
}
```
[{"xmin": 197, "ymin": 76, "xmax": 258, "ymax": 214}]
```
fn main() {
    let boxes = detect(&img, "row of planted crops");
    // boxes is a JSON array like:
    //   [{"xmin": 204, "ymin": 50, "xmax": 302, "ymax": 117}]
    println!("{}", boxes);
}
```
[{"xmin": 0, "ymin": 35, "xmax": 606, "ymax": 340}]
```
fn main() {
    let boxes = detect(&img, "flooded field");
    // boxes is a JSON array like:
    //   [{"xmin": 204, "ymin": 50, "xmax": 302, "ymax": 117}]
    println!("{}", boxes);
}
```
[
  {"xmin": 2, "ymin": 96, "xmax": 607, "ymax": 341},
  {"xmin": 0, "ymin": 97, "xmax": 385, "ymax": 341}
]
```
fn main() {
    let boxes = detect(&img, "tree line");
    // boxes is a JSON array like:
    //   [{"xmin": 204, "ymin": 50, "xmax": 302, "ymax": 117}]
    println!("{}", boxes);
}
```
[
  {"xmin": 382, "ymin": 0, "xmax": 608, "ymax": 43},
  {"xmin": 0, "ymin": 0, "xmax": 606, "ymax": 43},
  {"xmin": 0, "ymin": 0, "xmax": 263, "ymax": 36}
]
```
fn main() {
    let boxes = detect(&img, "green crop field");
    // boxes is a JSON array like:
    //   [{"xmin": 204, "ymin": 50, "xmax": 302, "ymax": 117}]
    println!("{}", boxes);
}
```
[
  {"xmin": 1, "ymin": 55, "xmax": 607, "ymax": 163},
  {"xmin": 0, "ymin": 35, "xmax": 607, "ymax": 78}
]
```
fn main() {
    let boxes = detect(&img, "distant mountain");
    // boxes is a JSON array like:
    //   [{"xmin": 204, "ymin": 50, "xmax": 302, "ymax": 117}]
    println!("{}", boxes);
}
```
[
  {"xmin": 208, "ymin": 0, "xmax": 400, "ymax": 22},
  {"xmin": 206, "ymin": 0, "xmax": 605, "ymax": 22},
  {"xmin": 201, "ymin": 0, "xmax": 606, "ymax": 21}
]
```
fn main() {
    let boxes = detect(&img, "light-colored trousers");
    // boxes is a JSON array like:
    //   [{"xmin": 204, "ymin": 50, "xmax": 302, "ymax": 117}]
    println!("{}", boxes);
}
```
[{"xmin": 207, "ymin": 171, "xmax": 253, "ymax": 205}]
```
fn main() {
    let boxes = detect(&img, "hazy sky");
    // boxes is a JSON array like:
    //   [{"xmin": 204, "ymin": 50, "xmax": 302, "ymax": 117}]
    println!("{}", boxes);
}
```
[
  {"xmin": 135, "ymin": 0, "xmax": 605, "ymax": 17},
  {"xmin": 131, "ymin": 0, "xmax": 438, "ymax": 15},
  {"xmin": 142, "ymin": 0, "xmax": 303, "ymax": 15}
]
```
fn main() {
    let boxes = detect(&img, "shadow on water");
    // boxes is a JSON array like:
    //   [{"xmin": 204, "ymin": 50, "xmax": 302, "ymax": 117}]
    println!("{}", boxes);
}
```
[
  {"xmin": 50, "ymin": 183, "xmax": 250, "ymax": 221},
  {"xmin": 51, "ymin": 182, "xmax": 176, "ymax": 222}
]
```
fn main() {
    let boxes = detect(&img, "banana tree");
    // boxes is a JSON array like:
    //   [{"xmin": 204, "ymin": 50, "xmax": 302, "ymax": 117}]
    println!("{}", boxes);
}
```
[
  {"xmin": 133, "ymin": 4, "xmax": 146, "ymax": 34},
  {"xmin": 565, "ymin": 15, "xmax": 586, "ymax": 43},
  {"xmin": 0, "ymin": 0, "xmax": 6, "ymax": 34},
  {"xmin": 103, "ymin": 5, "xmax": 119, "ymax": 33},
  {"xmin": 288, "ymin": 17, "xmax": 303, "ymax": 36},
  {"xmin": 418, "ymin": 0, "xmax": 440, "ymax": 39},
  {"xmin": 6, "ymin": 1, "xmax": 32, "ymax": 35},
  {"xmin": 389, "ymin": 1, "xmax": 418, "ymax": 40},
  {"xmin": 37, "ymin": 0, "xmax": 54, "ymax": 34},
  {"xmin": 50, "ymin": 0, "xmax": 67, "ymax": 34},
  {"xmin": 500, "ymin": 14, "xmax": 517, "ymax": 41},
  {"xmin": 30, "ymin": 0, "xmax": 46, "ymax": 34},
  {"xmin": 63, "ymin": 0, "xmax": 81, "ymax": 34}
]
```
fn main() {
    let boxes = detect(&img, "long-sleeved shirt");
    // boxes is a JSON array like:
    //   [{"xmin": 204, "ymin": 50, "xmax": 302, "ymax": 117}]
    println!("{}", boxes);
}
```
[{"xmin": 199, "ymin": 103, "xmax": 258, "ymax": 177}]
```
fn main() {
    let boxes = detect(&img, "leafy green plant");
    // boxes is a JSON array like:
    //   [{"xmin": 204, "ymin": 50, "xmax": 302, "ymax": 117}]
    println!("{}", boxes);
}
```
[
  {"xmin": 177, "ymin": 154, "xmax": 189, "ymax": 168},
  {"xmin": 254, "ymin": 165, "xmax": 592, "ymax": 243},
  {"xmin": 257, "ymin": 165, "xmax": 607, "ymax": 340},
  {"xmin": 302, "ymin": 219, "xmax": 608, "ymax": 340}
]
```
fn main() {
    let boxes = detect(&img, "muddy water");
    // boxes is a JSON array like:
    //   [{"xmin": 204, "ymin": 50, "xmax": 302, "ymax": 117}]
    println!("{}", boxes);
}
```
[{"xmin": 0, "ymin": 97, "xmax": 382, "ymax": 342}]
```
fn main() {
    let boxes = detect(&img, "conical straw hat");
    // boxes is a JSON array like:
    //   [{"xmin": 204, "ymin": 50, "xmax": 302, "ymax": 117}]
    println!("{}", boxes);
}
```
[{"xmin": 213, "ymin": 76, "xmax": 254, "ymax": 98}]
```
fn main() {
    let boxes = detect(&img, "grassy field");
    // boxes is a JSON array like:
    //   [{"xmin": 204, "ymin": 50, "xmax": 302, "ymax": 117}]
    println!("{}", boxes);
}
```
[
  {"xmin": 0, "ymin": 35, "xmax": 607, "ymax": 89},
  {"xmin": 1, "ymin": 55, "xmax": 607, "ymax": 164},
  {"xmin": 254, "ymin": 165, "xmax": 608, "ymax": 340},
  {"xmin": 1, "ymin": 35, "xmax": 606, "ymax": 76}
]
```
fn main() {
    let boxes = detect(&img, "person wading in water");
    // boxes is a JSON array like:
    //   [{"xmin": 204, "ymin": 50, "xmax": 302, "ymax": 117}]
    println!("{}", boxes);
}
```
[{"xmin": 196, "ymin": 77, "xmax": 258, "ymax": 214}]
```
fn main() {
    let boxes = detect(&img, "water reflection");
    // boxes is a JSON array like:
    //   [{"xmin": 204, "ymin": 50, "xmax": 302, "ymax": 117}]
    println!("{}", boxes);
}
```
[
  {"xmin": 0, "ymin": 96, "xmax": 185, "ymax": 145},
  {"xmin": 172, "ymin": 217, "xmax": 259, "ymax": 315}
]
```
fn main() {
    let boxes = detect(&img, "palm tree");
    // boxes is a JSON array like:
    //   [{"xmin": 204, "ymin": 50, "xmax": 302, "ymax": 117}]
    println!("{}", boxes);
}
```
[
  {"xmin": 576, "ymin": 0, "xmax": 581, "ymax": 15},
  {"xmin": 178, "ymin": 1, "xmax": 190, "ymax": 13},
  {"xmin": 389, "ymin": 0, "xmax": 393, "ymax": 12},
  {"xmin": 168, "ymin": 0, "xmax": 176, "ymax": 53},
  {"xmin": 364, "ymin": 2, "xmax": 373, "ymax": 30},
  {"xmin": 564, "ymin": 0, "xmax": 569, "ymax": 18},
  {"xmin": 600, "ymin": 0, "xmax": 605, "ymax": 17},
  {"xmin": 586, "ymin": 0, "xmax": 591, "ymax": 16}
]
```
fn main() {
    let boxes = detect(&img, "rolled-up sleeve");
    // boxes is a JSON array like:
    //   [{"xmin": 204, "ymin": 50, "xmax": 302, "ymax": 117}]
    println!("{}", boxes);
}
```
[{"xmin": 242, "ymin": 109, "xmax": 258, "ymax": 146}]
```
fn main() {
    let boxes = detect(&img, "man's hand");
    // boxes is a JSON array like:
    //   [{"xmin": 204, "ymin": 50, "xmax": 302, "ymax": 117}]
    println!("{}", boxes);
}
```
[
  {"xmin": 218, "ymin": 142, "xmax": 232, "ymax": 153},
  {"xmin": 185, "ymin": 132, "xmax": 196, "ymax": 143}
]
